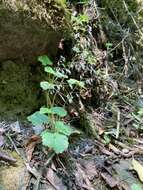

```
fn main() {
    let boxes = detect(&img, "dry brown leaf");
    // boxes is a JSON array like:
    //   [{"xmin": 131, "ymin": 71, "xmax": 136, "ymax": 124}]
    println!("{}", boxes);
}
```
[
  {"xmin": 98, "ymin": 128, "xmax": 105, "ymax": 135},
  {"xmin": 113, "ymin": 159, "xmax": 143, "ymax": 190},
  {"xmin": 81, "ymin": 160, "xmax": 98, "ymax": 180},
  {"xmin": 99, "ymin": 146, "xmax": 115, "ymax": 157},
  {"xmin": 132, "ymin": 159, "xmax": 143, "ymax": 182},
  {"xmin": 0, "ymin": 135, "xmax": 5, "ymax": 147},
  {"xmin": 109, "ymin": 143, "xmax": 121, "ymax": 154},
  {"xmin": 46, "ymin": 166, "xmax": 67, "ymax": 190},
  {"xmin": 75, "ymin": 163, "xmax": 94, "ymax": 190},
  {"xmin": 101, "ymin": 172, "xmax": 118, "ymax": 188},
  {"xmin": 25, "ymin": 135, "xmax": 40, "ymax": 161}
]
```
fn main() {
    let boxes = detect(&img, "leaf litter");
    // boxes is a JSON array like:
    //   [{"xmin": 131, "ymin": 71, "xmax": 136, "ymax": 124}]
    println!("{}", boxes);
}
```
[{"xmin": 1, "ymin": 103, "xmax": 143, "ymax": 190}]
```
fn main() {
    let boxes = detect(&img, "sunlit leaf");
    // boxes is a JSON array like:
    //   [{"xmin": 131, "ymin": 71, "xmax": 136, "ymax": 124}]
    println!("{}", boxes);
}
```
[
  {"xmin": 27, "ymin": 111, "xmax": 48, "ymax": 126},
  {"xmin": 67, "ymin": 79, "xmax": 85, "ymax": 88},
  {"xmin": 44, "ymin": 67, "xmax": 56, "ymax": 75},
  {"xmin": 106, "ymin": 43, "xmax": 113, "ymax": 49},
  {"xmin": 41, "ymin": 131, "xmax": 69, "ymax": 153},
  {"xmin": 40, "ymin": 81, "xmax": 55, "ymax": 90},
  {"xmin": 55, "ymin": 71, "xmax": 68, "ymax": 78},
  {"xmin": 131, "ymin": 183, "xmax": 142, "ymax": 190},
  {"xmin": 138, "ymin": 108, "xmax": 143, "ymax": 115},
  {"xmin": 132, "ymin": 159, "xmax": 143, "ymax": 182},
  {"xmin": 40, "ymin": 107, "xmax": 52, "ymax": 114},
  {"xmin": 38, "ymin": 55, "xmax": 53, "ymax": 66},
  {"xmin": 45, "ymin": 67, "xmax": 68, "ymax": 78},
  {"xmin": 79, "ymin": 14, "xmax": 89, "ymax": 23},
  {"xmin": 44, "ymin": 67, "xmax": 68, "ymax": 78}
]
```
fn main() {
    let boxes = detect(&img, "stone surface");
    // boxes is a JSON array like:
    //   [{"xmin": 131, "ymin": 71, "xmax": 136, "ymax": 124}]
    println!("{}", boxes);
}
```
[
  {"xmin": 0, "ymin": 60, "xmax": 45, "ymax": 119},
  {"xmin": 0, "ymin": 0, "xmax": 69, "ymax": 119},
  {"xmin": 0, "ymin": 0, "xmax": 67, "ymax": 62},
  {"xmin": 0, "ymin": 151, "xmax": 28, "ymax": 190}
]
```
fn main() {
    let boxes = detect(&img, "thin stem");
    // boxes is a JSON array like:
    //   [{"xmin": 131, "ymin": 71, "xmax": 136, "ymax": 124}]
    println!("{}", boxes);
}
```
[{"xmin": 116, "ymin": 108, "xmax": 121, "ymax": 139}]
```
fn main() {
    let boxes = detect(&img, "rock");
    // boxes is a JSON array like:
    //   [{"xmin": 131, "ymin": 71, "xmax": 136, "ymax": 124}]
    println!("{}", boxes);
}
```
[
  {"xmin": 0, "ymin": 60, "xmax": 45, "ymax": 119},
  {"xmin": 0, "ymin": 0, "xmax": 70, "ymax": 119},
  {"xmin": 0, "ymin": 151, "xmax": 29, "ymax": 190},
  {"xmin": 0, "ymin": 0, "xmax": 68, "ymax": 62}
]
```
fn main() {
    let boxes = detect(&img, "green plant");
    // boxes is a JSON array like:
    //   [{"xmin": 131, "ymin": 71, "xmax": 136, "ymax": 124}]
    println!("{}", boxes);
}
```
[
  {"xmin": 27, "ymin": 55, "xmax": 84, "ymax": 153},
  {"xmin": 131, "ymin": 183, "xmax": 142, "ymax": 190},
  {"xmin": 132, "ymin": 108, "xmax": 143, "ymax": 130}
]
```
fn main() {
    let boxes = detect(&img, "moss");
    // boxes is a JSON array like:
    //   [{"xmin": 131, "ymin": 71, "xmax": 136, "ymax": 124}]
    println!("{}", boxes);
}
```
[
  {"xmin": 1, "ymin": 0, "xmax": 70, "ymax": 31},
  {"xmin": 0, "ymin": 60, "xmax": 45, "ymax": 120}
]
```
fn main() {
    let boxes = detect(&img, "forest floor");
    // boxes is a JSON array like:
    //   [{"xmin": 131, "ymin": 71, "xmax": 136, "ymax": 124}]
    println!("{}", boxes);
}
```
[
  {"xmin": 1, "ymin": 0, "xmax": 143, "ymax": 190},
  {"xmin": 0, "ymin": 116, "xmax": 143, "ymax": 190}
]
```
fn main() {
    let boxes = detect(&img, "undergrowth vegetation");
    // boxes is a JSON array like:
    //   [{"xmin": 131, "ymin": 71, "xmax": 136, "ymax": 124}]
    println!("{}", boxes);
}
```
[
  {"xmin": 27, "ymin": 0, "xmax": 143, "ymax": 153},
  {"xmin": 1, "ymin": 0, "xmax": 143, "ymax": 190}
]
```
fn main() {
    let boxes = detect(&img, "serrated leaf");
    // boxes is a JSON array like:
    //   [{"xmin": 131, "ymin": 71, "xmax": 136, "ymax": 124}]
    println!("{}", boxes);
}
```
[
  {"xmin": 67, "ymin": 79, "xmax": 85, "ymax": 88},
  {"xmin": 51, "ymin": 107, "xmax": 67, "ymax": 117},
  {"xmin": 132, "ymin": 159, "xmax": 143, "ymax": 182},
  {"xmin": 131, "ymin": 184, "xmax": 142, "ymax": 190},
  {"xmin": 55, "ymin": 121, "xmax": 73, "ymax": 136},
  {"xmin": 27, "ymin": 111, "xmax": 48, "ymax": 126},
  {"xmin": 41, "ymin": 131, "xmax": 69, "ymax": 153},
  {"xmin": 38, "ymin": 55, "xmax": 53, "ymax": 66},
  {"xmin": 40, "ymin": 81, "xmax": 55, "ymax": 90}
]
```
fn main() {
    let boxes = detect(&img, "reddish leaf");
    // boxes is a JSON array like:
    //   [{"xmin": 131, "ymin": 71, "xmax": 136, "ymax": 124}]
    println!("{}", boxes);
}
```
[{"xmin": 25, "ymin": 135, "xmax": 40, "ymax": 161}]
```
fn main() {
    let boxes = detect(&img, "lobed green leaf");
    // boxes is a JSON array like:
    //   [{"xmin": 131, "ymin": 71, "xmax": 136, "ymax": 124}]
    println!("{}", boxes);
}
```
[
  {"xmin": 27, "ymin": 111, "xmax": 48, "ymax": 126},
  {"xmin": 41, "ymin": 131, "xmax": 69, "ymax": 153},
  {"xmin": 38, "ymin": 55, "xmax": 53, "ymax": 66},
  {"xmin": 55, "ymin": 121, "xmax": 73, "ymax": 136},
  {"xmin": 44, "ymin": 66, "xmax": 56, "ymax": 75},
  {"xmin": 44, "ymin": 67, "xmax": 68, "ymax": 78},
  {"xmin": 40, "ymin": 81, "xmax": 55, "ymax": 90},
  {"xmin": 51, "ymin": 107, "xmax": 67, "ymax": 117}
]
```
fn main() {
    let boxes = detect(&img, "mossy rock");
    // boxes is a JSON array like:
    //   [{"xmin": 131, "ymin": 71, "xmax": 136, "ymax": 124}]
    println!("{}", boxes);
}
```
[
  {"xmin": 0, "ymin": 0, "xmax": 71, "ymax": 119},
  {"xmin": 0, "ymin": 0, "xmax": 70, "ymax": 62},
  {"xmin": 0, "ymin": 60, "xmax": 45, "ymax": 120}
]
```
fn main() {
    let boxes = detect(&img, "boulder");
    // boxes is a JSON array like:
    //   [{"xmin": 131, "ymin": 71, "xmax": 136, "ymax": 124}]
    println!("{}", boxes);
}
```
[
  {"xmin": 0, "ymin": 0, "xmax": 68, "ymax": 62},
  {"xmin": 0, "ymin": 0, "xmax": 69, "ymax": 119}
]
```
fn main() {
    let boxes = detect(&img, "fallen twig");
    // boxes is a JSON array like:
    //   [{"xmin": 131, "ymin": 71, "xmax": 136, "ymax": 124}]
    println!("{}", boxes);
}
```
[
  {"xmin": 0, "ymin": 151, "xmax": 17, "ymax": 164},
  {"xmin": 116, "ymin": 108, "xmax": 120, "ymax": 139},
  {"xmin": 6, "ymin": 133, "xmax": 21, "ymax": 156}
]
